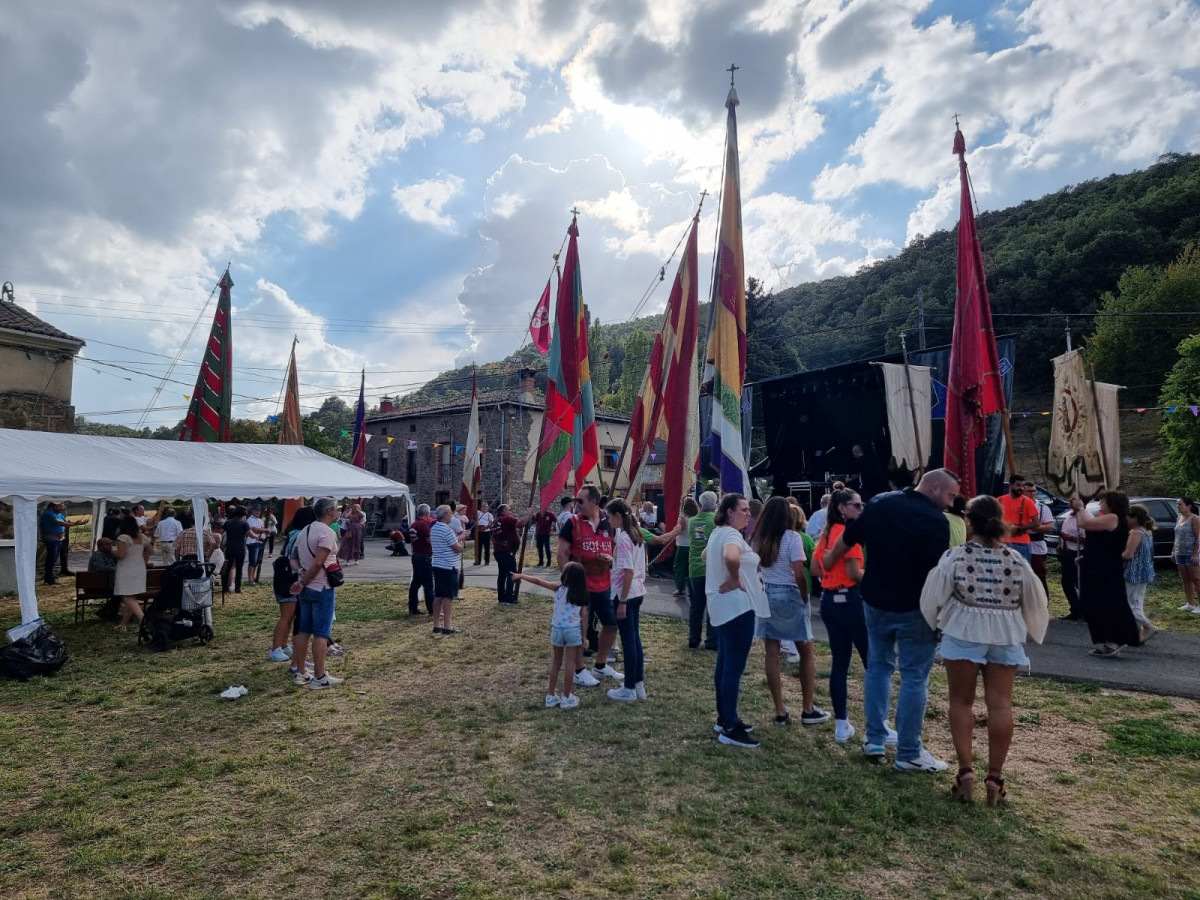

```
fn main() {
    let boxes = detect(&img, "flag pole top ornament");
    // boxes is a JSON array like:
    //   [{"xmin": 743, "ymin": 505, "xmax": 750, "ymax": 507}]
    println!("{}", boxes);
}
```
[
  {"xmin": 952, "ymin": 116, "xmax": 966, "ymax": 157},
  {"xmin": 725, "ymin": 63, "xmax": 739, "ymax": 108}
]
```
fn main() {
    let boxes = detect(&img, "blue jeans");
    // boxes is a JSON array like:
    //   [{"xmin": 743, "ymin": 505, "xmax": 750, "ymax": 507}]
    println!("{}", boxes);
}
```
[
  {"xmin": 713, "ymin": 610, "xmax": 755, "ymax": 730},
  {"xmin": 247, "ymin": 542, "xmax": 264, "ymax": 568},
  {"xmin": 1004, "ymin": 542, "xmax": 1032, "ymax": 562},
  {"xmin": 688, "ymin": 576, "xmax": 717, "ymax": 649},
  {"xmin": 863, "ymin": 605, "xmax": 937, "ymax": 761},
  {"xmin": 409, "ymin": 555, "xmax": 434, "ymax": 614},
  {"xmin": 42, "ymin": 539, "xmax": 61, "ymax": 582},
  {"xmin": 820, "ymin": 586, "xmax": 869, "ymax": 721},
  {"xmin": 616, "ymin": 597, "xmax": 644, "ymax": 689}
]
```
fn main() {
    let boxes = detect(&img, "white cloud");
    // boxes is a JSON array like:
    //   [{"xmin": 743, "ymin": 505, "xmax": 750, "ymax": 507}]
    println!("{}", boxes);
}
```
[
  {"xmin": 525, "ymin": 107, "xmax": 575, "ymax": 139},
  {"xmin": 393, "ymin": 175, "xmax": 466, "ymax": 231}
]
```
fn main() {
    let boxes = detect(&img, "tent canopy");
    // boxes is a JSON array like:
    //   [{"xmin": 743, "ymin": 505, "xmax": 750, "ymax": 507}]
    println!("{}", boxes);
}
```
[
  {"xmin": 0, "ymin": 429, "xmax": 412, "ymax": 630},
  {"xmin": 0, "ymin": 428, "xmax": 410, "ymax": 503}
]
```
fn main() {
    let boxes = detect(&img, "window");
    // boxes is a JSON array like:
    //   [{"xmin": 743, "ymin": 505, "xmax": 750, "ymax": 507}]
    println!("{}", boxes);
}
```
[
  {"xmin": 601, "ymin": 445, "xmax": 620, "ymax": 471},
  {"xmin": 438, "ymin": 443, "xmax": 451, "ymax": 483},
  {"xmin": 435, "ymin": 490, "xmax": 450, "ymax": 507},
  {"xmin": 379, "ymin": 455, "xmax": 388, "ymax": 477},
  {"xmin": 407, "ymin": 449, "xmax": 417, "ymax": 484},
  {"xmin": 382, "ymin": 427, "xmax": 388, "ymax": 436},
  {"xmin": 410, "ymin": 424, "xmax": 416, "ymax": 432}
]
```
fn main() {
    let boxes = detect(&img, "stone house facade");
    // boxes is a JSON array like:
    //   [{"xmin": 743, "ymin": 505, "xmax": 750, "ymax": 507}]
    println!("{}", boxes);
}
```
[{"xmin": 364, "ymin": 378, "xmax": 630, "ymax": 512}]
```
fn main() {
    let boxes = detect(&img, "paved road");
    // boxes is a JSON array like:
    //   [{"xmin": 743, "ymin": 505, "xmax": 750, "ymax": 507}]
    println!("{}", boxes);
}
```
[{"xmin": 251, "ymin": 539, "xmax": 1200, "ymax": 700}]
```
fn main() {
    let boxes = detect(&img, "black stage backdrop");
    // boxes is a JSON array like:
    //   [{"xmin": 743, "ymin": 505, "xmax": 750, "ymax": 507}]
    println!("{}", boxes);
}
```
[{"xmin": 758, "ymin": 338, "xmax": 1015, "ymax": 502}]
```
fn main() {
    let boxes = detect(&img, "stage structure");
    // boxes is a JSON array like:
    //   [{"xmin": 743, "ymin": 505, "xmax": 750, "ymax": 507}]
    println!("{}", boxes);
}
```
[{"xmin": 758, "ymin": 338, "xmax": 1015, "ymax": 510}]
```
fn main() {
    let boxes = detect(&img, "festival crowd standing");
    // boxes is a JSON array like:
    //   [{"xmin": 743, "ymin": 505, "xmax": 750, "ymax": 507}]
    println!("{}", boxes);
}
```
[
  {"xmin": 1173, "ymin": 498, "xmax": 1200, "ymax": 613},
  {"xmin": 686, "ymin": 491, "xmax": 720, "ymax": 651},
  {"xmin": 920, "ymin": 495, "xmax": 1049, "ymax": 805},
  {"xmin": 246, "ymin": 504, "xmax": 267, "ymax": 584},
  {"xmin": 407, "ymin": 504, "xmax": 435, "ymax": 616},
  {"xmin": 557, "ymin": 485, "xmax": 619, "ymax": 686},
  {"xmin": 475, "ymin": 501, "xmax": 495, "ymax": 566},
  {"xmin": 269, "ymin": 505, "xmax": 317, "ymax": 663},
  {"xmin": 39, "ymin": 501, "xmax": 88, "ymax": 585},
  {"xmin": 1072, "ymin": 491, "xmax": 1141, "ymax": 657},
  {"xmin": 514, "ymin": 562, "xmax": 589, "ymax": 709},
  {"xmin": 222, "ymin": 506, "xmax": 250, "ymax": 593},
  {"xmin": 534, "ymin": 505, "xmax": 557, "ymax": 567},
  {"xmin": 288, "ymin": 497, "xmax": 343, "ymax": 689},
  {"xmin": 824, "ymin": 469, "xmax": 959, "ymax": 772},
  {"xmin": 491, "ymin": 504, "xmax": 530, "ymax": 604},
  {"xmin": 705, "ymin": 493, "xmax": 769, "ymax": 749},
  {"xmin": 113, "ymin": 514, "xmax": 153, "ymax": 634},
  {"xmin": 997, "ymin": 475, "xmax": 1039, "ymax": 563},
  {"xmin": 154, "ymin": 508, "xmax": 183, "ymax": 566},
  {"xmin": 1024, "ymin": 483, "xmax": 1054, "ymax": 595},
  {"xmin": 431, "ymin": 505, "xmax": 465, "ymax": 634},
  {"xmin": 1058, "ymin": 506, "xmax": 1084, "ymax": 621},
  {"xmin": 673, "ymin": 497, "xmax": 699, "ymax": 597}
]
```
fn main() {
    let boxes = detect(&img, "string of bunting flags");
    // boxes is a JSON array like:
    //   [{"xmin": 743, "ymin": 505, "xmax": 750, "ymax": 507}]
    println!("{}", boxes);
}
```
[{"xmin": 1012, "ymin": 405, "xmax": 1200, "ymax": 418}]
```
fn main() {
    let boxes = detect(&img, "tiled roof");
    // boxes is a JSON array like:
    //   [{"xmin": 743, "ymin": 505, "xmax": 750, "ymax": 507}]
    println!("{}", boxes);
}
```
[
  {"xmin": 368, "ymin": 388, "xmax": 630, "ymax": 423},
  {"xmin": 0, "ymin": 300, "xmax": 84, "ymax": 346}
]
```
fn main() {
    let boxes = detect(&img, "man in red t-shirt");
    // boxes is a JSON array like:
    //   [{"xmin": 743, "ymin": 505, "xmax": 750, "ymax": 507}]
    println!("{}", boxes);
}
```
[
  {"xmin": 557, "ymin": 484, "xmax": 620, "ymax": 685},
  {"xmin": 534, "ymin": 507, "xmax": 557, "ymax": 567},
  {"xmin": 406, "ymin": 504, "xmax": 435, "ymax": 615},
  {"xmin": 998, "ymin": 474, "xmax": 1040, "ymax": 563}
]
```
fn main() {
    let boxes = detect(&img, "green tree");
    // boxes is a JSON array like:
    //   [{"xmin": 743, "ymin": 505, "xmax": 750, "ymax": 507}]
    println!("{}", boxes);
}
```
[
  {"xmin": 1087, "ymin": 244, "xmax": 1200, "ymax": 401},
  {"xmin": 606, "ymin": 330, "xmax": 652, "ymax": 414},
  {"xmin": 1157, "ymin": 332, "xmax": 1200, "ymax": 495}
]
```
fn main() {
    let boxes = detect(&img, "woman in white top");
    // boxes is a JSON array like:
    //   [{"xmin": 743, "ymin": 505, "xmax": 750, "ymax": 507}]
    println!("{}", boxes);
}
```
[
  {"xmin": 752, "ymin": 496, "xmax": 827, "ymax": 727},
  {"xmin": 704, "ymin": 493, "xmax": 770, "ymax": 749},
  {"xmin": 605, "ymin": 499, "xmax": 648, "ymax": 703},
  {"xmin": 921, "ymin": 495, "xmax": 1049, "ymax": 806},
  {"xmin": 113, "ymin": 514, "xmax": 153, "ymax": 633}
]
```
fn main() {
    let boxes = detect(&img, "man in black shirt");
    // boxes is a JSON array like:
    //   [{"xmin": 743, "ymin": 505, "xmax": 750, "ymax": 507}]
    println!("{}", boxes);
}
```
[
  {"xmin": 222, "ymin": 506, "xmax": 251, "ymax": 593},
  {"xmin": 824, "ymin": 468, "xmax": 958, "ymax": 773}
]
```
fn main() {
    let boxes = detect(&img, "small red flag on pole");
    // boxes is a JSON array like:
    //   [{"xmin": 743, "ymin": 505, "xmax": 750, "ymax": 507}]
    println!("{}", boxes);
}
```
[{"xmin": 529, "ymin": 278, "xmax": 551, "ymax": 354}]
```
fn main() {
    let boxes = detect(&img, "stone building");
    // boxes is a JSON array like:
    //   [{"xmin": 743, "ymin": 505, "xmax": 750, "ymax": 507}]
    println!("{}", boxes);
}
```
[
  {"xmin": 364, "ymin": 370, "xmax": 630, "ymax": 512},
  {"xmin": 0, "ymin": 285, "xmax": 84, "ymax": 434}
]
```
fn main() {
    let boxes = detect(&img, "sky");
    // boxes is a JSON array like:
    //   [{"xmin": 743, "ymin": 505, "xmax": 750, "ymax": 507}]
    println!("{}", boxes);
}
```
[{"xmin": 3, "ymin": 0, "xmax": 1199, "ymax": 431}]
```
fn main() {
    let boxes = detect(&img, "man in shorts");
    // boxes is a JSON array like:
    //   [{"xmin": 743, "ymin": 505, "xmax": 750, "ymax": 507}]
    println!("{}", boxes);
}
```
[
  {"xmin": 288, "ymin": 497, "xmax": 343, "ymax": 690},
  {"xmin": 431, "ymin": 505, "xmax": 465, "ymax": 634},
  {"xmin": 557, "ymin": 485, "xmax": 621, "ymax": 686}
]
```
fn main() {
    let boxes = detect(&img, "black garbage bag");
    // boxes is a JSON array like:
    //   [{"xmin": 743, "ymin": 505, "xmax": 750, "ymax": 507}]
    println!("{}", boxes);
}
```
[{"xmin": 0, "ymin": 623, "xmax": 69, "ymax": 681}]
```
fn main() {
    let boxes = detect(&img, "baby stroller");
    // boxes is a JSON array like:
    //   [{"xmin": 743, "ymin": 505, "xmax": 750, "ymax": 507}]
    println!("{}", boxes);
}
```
[{"xmin": 138, "ymin": 558, "xmax": 216, "ymax": 652}]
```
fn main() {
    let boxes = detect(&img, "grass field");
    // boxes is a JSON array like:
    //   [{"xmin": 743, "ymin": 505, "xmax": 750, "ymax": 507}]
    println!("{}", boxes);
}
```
[{"xmin": 2, "ymin": 579, "xmax": 1200, "ymax": 900}]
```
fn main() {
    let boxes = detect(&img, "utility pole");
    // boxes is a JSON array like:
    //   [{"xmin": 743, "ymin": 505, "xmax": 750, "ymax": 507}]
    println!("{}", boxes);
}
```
[{"xmin": 916, "ymin": 287, "xmax": 926, "ymax": 350}]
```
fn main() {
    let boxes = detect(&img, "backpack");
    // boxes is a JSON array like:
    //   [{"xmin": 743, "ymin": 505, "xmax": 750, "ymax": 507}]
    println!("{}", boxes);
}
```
[{"xmin": 273, "ymin": 552, "xmax": 298, "ymax": 596}]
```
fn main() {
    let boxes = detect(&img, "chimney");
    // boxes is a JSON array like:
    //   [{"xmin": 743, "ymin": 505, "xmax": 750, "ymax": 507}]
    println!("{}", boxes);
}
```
[
  {"xmin": 519, "ymin": 368, "xmax": 536, "ymax": 403},
  {"xmin": 379, "ymin": 395, "xmax": 394, "ymax": 414}
]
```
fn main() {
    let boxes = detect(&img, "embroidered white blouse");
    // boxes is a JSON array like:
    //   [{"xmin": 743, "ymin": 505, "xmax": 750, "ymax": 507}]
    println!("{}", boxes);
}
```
[{"xmin": 920, "ymin": 541, "xmax": 1050, "ymax": 646}]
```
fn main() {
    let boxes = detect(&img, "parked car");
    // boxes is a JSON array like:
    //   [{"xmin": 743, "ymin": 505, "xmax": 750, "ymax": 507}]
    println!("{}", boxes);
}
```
[{"xmin": 1052, "ymin": 497, "xmax": 1179, "ymax": 561}]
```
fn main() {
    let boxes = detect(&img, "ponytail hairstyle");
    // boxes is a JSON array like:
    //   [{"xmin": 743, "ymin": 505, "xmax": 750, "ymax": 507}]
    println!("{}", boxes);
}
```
[
  {"xmin": 752, "ymin": 496, "xmax": 793, "ymax": 570},
  {"xmin": 559, "ymin": 561, "xmax": 589, "ymax": 607},
  {"xmin": 964, "ymin": 495, "xmax": 1008, "ymax": 545},
  {"xmin": 819, "ymin": 488, "xmax": 861, "ymax": 546},
  {"xmin": 1128, "ymin": 504, "xmax": 1155, "ymax": 532},
  {"xmin": 605, "ymin": 498, "xmax": 643, "ymax": 547}
]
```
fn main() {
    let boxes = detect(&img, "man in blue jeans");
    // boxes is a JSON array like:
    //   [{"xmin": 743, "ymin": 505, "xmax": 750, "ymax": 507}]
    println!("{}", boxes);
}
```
[{"xmin": 823, "ymin": 468, "xmax": 959, "ymax": 773}]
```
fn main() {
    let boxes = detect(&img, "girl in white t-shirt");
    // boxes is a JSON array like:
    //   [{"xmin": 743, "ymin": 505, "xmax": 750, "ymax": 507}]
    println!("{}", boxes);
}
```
[
  {"xmin": 514, "ymin": 562, "xmax": 588, "ymax": 709},
  {"xmin": 605, "ymin": 499, "xmax": 648, "ymax": 703}
]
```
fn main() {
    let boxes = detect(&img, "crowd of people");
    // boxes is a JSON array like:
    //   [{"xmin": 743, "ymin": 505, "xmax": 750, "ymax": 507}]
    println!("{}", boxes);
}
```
[{"xmin": 40, "ymin": 468, "xmax": 1195, "ymax": 801}]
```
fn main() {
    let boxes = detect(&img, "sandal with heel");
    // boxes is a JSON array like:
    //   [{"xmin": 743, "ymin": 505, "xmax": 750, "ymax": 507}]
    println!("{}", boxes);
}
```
[
  {"xmin": 985, "ymin": 774, "xmax": 1007, "ymax": 807},
  {"xmin": 950, "ymin": 767, "xmax": 975, "ymax": 803}
]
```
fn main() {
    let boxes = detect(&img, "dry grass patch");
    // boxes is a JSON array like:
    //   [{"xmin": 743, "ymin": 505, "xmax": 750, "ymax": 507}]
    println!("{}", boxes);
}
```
[{"xmin": 2, "ymin": 582, "xmax": 1199, "ymax": 899}]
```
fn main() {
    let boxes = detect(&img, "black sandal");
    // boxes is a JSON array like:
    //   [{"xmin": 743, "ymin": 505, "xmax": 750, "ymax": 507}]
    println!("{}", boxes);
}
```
[
  {"xmin": 951, "ymin": 767, "xmax": 975, "ymax": 803},
  {"xmin": 985, "ymin": 773, "xmax": 1007, "ymax": 807}
]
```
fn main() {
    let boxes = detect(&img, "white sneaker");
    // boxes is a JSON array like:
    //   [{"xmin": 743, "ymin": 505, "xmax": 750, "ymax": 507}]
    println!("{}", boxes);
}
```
[
  {"xmin": 607, "ymin": 686, "xmax": 638, "ymax": 702},
  {"xmin": 593, "ymin": 664, "xmax": 623, "ymax": 681},
  {"xmin": 781, "ymin": 640, "xmax": 800, "ymax": 663},
  {"xmin": 634, "ymin": 681, "xmax": 647, "ymax": 701},
  {"xmin": 308, "ymin": 674, "xmax": 343, "ymax": 690},
  {"xmin": 884, "ymin": 723, "xmax": 899, "ymax": 748},
  {"xmin": 292, "ymin": 672, "xmax": 312, "ymax": 686},
  {"xmin": 268, "ymin": 647, "xmax": 289, "ymax": 662},
  {"xmin": 1179, "ymin": 603, "xmax": 1195, "ymax": 611},
  {"xmin": 573, "ymin": 668, "xmax": 600, "ymax": 687},
  {"xmin": 545, "ymin": 694, "xmax": 560, "ymax": 708},
  {"xmin": 559, "ymin": 694, "xmax": 580, "ymax": 709},
  {"xmin": 895, "ymin": 747, "xmax": 950, "ymax": 773},
  {"xmin": 835, "ymin": 719, "xmax": 856, "ymax": 744},
  {"xmin": 283, "ymin": 644, "xmax": 294, "ymax": 659},
  {"xmin": 785, "ymin": 651, "xmax": 801, "ymax": 664},
  {"xmin": 1192, "ymin": 607, "xmax": 1200, "ymax": 616}
]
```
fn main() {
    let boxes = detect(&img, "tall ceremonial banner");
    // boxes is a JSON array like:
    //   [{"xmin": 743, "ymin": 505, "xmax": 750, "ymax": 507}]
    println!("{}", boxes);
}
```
[
  {"xmin": 944, "ymin": 126, "xmax": 1005, "ymax": 496},
  {"xmin": 350, "ymin": 370, "xmax": 367, "ymax": 469},
  {"xmin": 179, "ymin": 270, "xmax": 233, "ymax": 443},
  {"xmin": 536, "ymin": 216, "xmax": 599, "ymax": 508},
  {"xmin": 1048, "ymin": 349, "xmax": 1119, "ymax": 496},
  {"xmin": 879, "ymin": 362, "xmax": 932, "ymax": 472},
  {"xmin": 529, "ymin": 279, "xmax": 551, "ymax": 354},
  {"xmin": 278, "ymin": 339, "xmax": 305, "ymax": 528},
  {"xmin": 460, "ymin": 371, "xmax": 481, "ymax": 519},
  {"xmin": 701, "ymin": 84, "xmax": 750, "ymax": 497},
  {"xmin": 624, "ymin": 215, "xmax": 701, "ymax": 518}
]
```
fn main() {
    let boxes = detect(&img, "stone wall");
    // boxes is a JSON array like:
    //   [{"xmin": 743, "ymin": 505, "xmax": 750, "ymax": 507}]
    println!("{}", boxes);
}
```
[{"xmin": 0, "ymin": 392, "xmax": 75, "ymax": 539}]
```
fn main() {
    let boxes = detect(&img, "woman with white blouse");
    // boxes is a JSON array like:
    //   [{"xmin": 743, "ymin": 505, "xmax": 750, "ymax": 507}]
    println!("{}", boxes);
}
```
[
  {"xmin": 704, "ymin": 493, "xmax": 770, "ymax": 749},
  {"xmin": 921, "ymin": 495, "xmax": 1049, "ymax": 806}
]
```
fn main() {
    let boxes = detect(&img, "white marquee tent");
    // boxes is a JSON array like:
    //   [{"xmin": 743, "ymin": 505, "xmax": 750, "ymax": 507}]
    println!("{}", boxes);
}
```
[{"xmin": 0, "ymin": 429, "xmax": 414, "ymax": 629}]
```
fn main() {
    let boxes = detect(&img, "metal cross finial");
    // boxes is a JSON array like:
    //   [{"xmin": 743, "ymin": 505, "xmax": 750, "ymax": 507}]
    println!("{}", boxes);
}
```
[
  {"xmin": 570, "ymin": 206, "xmax": 580, "ymax": 217},
  {"xmin": 726, "ymin": 63, "xmax": 739, "ymax": 86},
  {"xmin": 952, "ymin": 112, "xmax": 961, "ymax": 128}
]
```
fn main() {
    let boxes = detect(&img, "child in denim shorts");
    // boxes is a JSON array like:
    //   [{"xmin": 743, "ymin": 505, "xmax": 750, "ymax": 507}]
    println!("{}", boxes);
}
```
[{"xmin": 514, "ymin": 562, "xmax": 588, "ymax": 709}]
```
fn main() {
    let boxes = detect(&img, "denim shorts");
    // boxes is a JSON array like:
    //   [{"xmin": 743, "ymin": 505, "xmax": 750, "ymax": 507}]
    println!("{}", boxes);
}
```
[
  {"xmin": 1176, "ymin": 554, "xmax": 1197, "ymax": 567},
  {"xmin": 939, "ymin": 633, "xmax": 1029, "ymax": 667},
  {"xmin": 551, "ymin": 624, "xmax": 583, "ymax": 647},
  {"xmin": 755, "ymin": 583, "xmax": 813, "ymax": 642},
  {"xmin": 247, "ymin": 543, "xmax": 264, "ymax": 567},
  {"xmin": 296, "ymin": 585, "xmax": 336, "ymax": 640}
]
